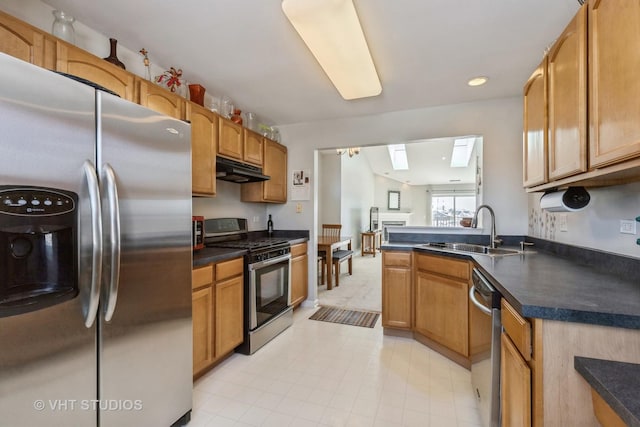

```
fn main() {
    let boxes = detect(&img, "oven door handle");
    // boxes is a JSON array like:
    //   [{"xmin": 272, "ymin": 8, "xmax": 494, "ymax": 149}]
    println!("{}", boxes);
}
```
[{"xmin": 248, "ymin": 253, "xmax": 291, "ymax": 270}]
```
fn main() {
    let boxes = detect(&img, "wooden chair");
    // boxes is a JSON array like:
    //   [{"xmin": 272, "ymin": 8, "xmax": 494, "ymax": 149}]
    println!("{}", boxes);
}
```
[
  {"xmin": 322, "ymin": 224, "xmax": 342, "ymax": 239},
  {"xmin": 318, "ymin": 224, "xmax": 342, "ymax": 286},
  {"xmin": 332, "ymin": 249, "xmax": 353, "ymax": 287}
]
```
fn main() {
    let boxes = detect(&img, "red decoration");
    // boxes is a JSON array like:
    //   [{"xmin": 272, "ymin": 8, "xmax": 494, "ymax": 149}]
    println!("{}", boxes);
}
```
[{"xmin": 155, "ymin": 67, "xmax": 183, "ymax": 93}]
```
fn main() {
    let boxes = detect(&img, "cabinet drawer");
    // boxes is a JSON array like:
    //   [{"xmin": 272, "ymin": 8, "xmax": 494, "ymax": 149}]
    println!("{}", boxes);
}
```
[
  {"xmin": 215, "ymin": 257, "xmax": 244, "ymax": 281},
  {"xmin": 383, "ymin": 251, "xmax": 411, "ymax": 267},
  {"xmin": 501, "ymin": 298, "xmax": 532, "ymax": 361},
  {"xmin": 192, "ymin": 265, "xmax": 213, "ymax": 290},
  {"xmin": 416, "ymin": 254, "xmax": 469, "ymax": 280},
  {"xmin": 291, "ymin": 242, "xmax": 307, "ymax": 258}
]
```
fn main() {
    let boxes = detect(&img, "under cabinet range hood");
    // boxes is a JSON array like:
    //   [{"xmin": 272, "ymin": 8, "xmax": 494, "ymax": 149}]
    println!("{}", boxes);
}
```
[{"xmin": 216, "ymin": 156, "xmax": 270, "ymax": 183}]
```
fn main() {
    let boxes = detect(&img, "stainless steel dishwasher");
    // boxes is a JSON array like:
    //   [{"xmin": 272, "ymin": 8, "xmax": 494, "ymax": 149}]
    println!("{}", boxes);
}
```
[{"xmin": 470, "ymin": 268, "xmax": 502, "ymax": 427}]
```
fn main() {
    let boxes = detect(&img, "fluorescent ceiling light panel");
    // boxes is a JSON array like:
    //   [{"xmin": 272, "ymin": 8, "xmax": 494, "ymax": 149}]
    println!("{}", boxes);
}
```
[
  {"xmin": 282, "ymin": 0, "xmax": 382, "ymax": 100},
  {"xmin": 387, "ymin": 144, "xmax": 409, "ymax": 170},
  {"xmin": 450, "ymin": 137, "xmax": 476, "ymax": 168}
]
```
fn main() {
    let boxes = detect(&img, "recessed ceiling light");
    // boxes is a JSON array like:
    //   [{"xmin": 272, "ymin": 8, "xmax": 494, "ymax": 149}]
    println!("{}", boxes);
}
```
[
  {"xmin": 467, "ymin": 76, "xmax": 488, "ymax": 87},
  {"xmin": 441, "ymin": 156, "xmax": 446, "ymax": 161}
]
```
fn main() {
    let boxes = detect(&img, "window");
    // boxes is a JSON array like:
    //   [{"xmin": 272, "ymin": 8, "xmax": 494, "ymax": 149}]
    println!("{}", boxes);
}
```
[{"xmin": 431, "ymin": 193, "xmax": 476, "ymax": 227}]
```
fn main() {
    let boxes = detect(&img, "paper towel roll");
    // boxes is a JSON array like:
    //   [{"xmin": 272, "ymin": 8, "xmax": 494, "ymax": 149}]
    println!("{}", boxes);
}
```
[{"xmin": 540, "ymin": 187, "xmax": 590, "ymax": 212}]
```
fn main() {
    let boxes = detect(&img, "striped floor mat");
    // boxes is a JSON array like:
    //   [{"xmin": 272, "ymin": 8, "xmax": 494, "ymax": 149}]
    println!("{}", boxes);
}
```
[{"xmin": 309, "ymin": 306, "xmax": 380, "ymax": 328}]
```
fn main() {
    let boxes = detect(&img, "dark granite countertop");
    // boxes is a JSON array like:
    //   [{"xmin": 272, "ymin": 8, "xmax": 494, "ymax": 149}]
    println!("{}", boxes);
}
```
[
  {"xmin": 382, "ymin": 241, "xmax": 640, "ymax": 329},
  {"xmin": 193, "ymin": 247, "xmax": 247, "ymax": 267},
  {"xmin": 574, "ymin": 356, "xmax": 640, "ymax": 427}
]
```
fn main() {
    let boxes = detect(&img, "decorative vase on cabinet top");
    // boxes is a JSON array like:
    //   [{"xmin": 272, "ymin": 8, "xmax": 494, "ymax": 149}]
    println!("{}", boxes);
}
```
[
  {"xmin": 188, "ymin": 84, "xmax": 206, "ymax": 106},
  {"xmin": 103, "ymin": 38, "xmax": 126, "ymax": 69},
  {"xmin": 230, "ymin": 109, "xmax": 243, "ymax": 125},
  {"xmin": 51, "ymin": 10, "xmax": 76, "ymax": 44}
]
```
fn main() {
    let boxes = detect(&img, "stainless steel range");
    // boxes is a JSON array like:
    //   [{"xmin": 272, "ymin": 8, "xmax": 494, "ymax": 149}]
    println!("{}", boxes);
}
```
[{"xmin": 205, "ymin": 218, "xmax": 292, "ymax": 355}]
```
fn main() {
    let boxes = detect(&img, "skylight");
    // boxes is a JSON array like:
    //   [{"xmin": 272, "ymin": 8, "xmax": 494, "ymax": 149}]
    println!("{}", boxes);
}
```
[
  {"xmin": 450, "ymin": 137, "xmax": 476, "ymax": 168},
  {"xmin": 387, "ymin": 144, "xmax": 409, "ymax": 170}
]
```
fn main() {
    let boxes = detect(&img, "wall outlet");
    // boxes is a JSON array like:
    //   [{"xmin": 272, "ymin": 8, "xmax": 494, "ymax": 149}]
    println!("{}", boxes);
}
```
[
  {"xmin": 296, "ymin": 203, "xmax": 302, "ymax": 213},
  {"xmin": 620, "ymin": 219, "xmax": 637, "ymax": 235},
  {"xmin": 252, "ymin": 216, "xmax": 260, "ymax": 223},
  {"xmin": 558, "ymin": 214, "xmax": 568, "ymax": 232}
]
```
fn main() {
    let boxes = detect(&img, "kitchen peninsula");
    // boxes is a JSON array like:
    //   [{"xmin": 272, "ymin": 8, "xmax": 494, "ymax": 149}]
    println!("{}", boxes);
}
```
[{"xmin": 382, "ymin": 233, "xmax": 640, "ymax": 426}]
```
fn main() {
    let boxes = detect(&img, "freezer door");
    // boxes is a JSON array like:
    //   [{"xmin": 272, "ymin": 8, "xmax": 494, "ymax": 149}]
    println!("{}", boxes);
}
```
[
  {"xmin": 0, "ymin": 54, "xmax": 99, "ymax": 426},
  {"xmin": 97, "ymin": 91, "xmax": 192, "ymax": 427}
]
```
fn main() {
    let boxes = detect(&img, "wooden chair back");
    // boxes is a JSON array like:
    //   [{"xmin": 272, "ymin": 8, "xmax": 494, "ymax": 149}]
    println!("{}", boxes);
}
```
[{"xmin": 322, "ymin": 224, "xmax": 342, "ymax": 238}]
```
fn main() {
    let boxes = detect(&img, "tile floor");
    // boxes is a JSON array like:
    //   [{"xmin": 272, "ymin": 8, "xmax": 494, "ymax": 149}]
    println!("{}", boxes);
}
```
[{"xmin": 190, "ymin": 307, "xmax": 482, "ymax": 427}]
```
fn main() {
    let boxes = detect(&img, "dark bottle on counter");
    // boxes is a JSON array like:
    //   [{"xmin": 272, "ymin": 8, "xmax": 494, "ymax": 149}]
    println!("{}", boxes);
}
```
[{"xmin": 267, "ymin": 215, "xmax": 273, "ymax": 236}]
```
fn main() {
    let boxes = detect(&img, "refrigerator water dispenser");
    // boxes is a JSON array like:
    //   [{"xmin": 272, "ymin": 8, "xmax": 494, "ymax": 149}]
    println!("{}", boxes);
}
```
[{"xmin": 0, "ymin": 186, "xmax": 78, "ymax": 317}]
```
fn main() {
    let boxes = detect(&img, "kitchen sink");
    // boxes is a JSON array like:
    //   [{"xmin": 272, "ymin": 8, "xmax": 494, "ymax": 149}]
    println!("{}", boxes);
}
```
[{"xmin": 421, "ymin": 242, "xmax": 522, "ymax": 257}]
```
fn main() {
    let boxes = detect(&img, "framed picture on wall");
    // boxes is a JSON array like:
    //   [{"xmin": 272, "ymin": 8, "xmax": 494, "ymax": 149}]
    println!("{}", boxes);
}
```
[{"xmin": 388, "ymin": 191, "xmax": 400, "ymax": 210}]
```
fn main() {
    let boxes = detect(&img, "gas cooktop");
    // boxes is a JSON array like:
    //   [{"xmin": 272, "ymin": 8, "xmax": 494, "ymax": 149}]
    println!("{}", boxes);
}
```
[
  {"xmin": 206, "ymin": 238, "xmax": 289, "ymax": 251},
  {"xmin": 203, "ymin": 218, "xmax": 290, "ymax": 253}
]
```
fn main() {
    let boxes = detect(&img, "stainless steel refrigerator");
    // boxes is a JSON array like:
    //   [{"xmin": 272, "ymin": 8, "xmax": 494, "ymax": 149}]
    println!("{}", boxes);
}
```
[{"xmin": 0, "ymin": 53, "xmax": 192, "ymax": 426}]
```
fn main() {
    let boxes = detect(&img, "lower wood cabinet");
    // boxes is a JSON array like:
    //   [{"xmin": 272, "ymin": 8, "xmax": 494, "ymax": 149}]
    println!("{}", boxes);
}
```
[
  {"xmin": 501, "ymin": 331, "xmax": 532, "ymax": 427},
  {"xmin": 381, "ymin": 251, "xmax": 412, "ymax": 329},
  {"xmin": 500, "ymin": 298, "xmax": 537, "ymax": 426},
  {"xmin": 382, "ymin": 250, "xmax": 473, "ymax": 366},
  {"xmin": 192, "ymin": 265, "xmax": 214, "ymax": 375},
  {"xmin": 414, "ymin": 270, "xmax": 469, "ymax": 357},
  {"xmin": 214, "ymin": 275, "xmax": 244, "ymax": 358},
  {"xmin": 192, "ymin": 257, "xmax": 244, "ymax": 377},
  {"xmin": 290, "ymin": 242, "xmax": 308, "ymax": 307}
]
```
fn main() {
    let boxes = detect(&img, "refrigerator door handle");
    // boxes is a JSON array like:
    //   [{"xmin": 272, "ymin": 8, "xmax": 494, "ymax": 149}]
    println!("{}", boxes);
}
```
[
  {"xmin": 102, "ymin": 163, "xmax": 121, "ymax": 322},
  {"xmin": 83, "ymin": 160, "xmax": 103, "ymax": 328}
]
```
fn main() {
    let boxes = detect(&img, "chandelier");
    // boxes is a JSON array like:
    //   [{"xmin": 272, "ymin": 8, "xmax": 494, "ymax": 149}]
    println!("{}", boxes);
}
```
[{"xmin": 336, "ymin": 147, "xmax": 361, "ymax": 157}]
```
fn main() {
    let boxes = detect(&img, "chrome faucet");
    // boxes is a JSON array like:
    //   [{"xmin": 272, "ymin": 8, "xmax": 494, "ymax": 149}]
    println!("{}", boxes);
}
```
[{"xmin": 471, "ymin": 204, "xmax": 502, "ymax": 248}]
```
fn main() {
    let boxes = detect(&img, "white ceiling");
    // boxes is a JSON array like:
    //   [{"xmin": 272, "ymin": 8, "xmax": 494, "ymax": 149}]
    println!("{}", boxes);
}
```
[
  {"xmin": 323, "ymin": 136, "xmax": 479, "ymax": 186},
  {"xmin": 41, "ymin": 0, "xmax": 580, "ymax": 127}
]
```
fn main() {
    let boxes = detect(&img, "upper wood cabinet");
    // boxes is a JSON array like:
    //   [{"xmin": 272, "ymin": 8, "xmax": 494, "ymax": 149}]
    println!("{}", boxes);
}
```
[
  {"xmin": 137, "ymin": 78, "xmax": 184, "ymax": 119},
  {"xmin": 589, "ymin": 0, "xmax": 640, "ymax": 168},
  {"xmin": 218, "ymin": 120, "xmax": 265, "ymax": 167},
  {"xmin": 522, "ymin": 59, "xmax": 547, "ymax": 188},
  {"xmin": 0, "ymin": 10, "xmax": 56, "ymax": 69},
  {"xmin": 243, "ymin": 129, "xmax": 264, "ymax": 167},
  {"xmin": 525, "ymin": 2, "xmax": 640, "ymax": 191},
  {"xmin": 218, "ymin": 117, "xmax": 244, "ymax": 161},
  {"xmin": 57, "ymin": 42, "xmax": 134, "ymax": 101},
  {"xmin": 547, "ymin": 5, "xmax": 587, "ymax": 181},
  {"xmin": 187, "ymin": 102, "xmax": 217, "ymax": 197},
  {"xmin": 241, "ymin": 139, "xmax": 288, "ymax": 203}
]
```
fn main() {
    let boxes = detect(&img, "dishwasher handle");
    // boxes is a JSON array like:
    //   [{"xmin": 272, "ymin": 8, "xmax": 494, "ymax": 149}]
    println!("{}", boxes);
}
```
[{"xmin": 469, "ymin": 285, "xmax": 492, "ymax": 316}]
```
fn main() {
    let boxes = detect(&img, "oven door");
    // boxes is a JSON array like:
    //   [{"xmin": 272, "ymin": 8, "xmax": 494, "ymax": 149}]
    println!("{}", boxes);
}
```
[{"xmin": 248, "ymin": 253, "xmax": 291, "ymax": 330}]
